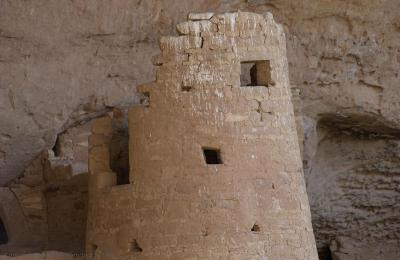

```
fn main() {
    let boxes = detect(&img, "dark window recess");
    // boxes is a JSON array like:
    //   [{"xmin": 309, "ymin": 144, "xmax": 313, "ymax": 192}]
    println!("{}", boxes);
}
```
[
  {"xmin": 140, "ymin": 91, "xmax": 150, "ymax": 106},
  {"xmin": 240, "ymin": 60, "xmax": 274, "ymax": 87},
  {"xmin": 130, "ymin": 239, "xmax": 143, "ymax": 253},
  {"xmin": 0, "ymin": 217, "xmax": 8, "ymax": 245},
  {"xmin": 318, "ymin": 245, "xmax": 333, "ymax": 260},
  {"xmin": 52, "ymin": 135, "xmax": 61, "ymax": 157},
  {"xmin": 91, "ymin": 244, "xmax": 98, "ymax": 258},
  {"xmin": 109, "ymin": 117, "xmax": 130, "ymax": 185},
  {"xmin": 181, "ymin": 85, "xmax": 193, "ymax": 92},
  {"xmin": 203, "ymin": 148, "xmax": 222, "ymax": 165},
  {"xmin": 251, "ymin": 223, "xmax": 261, "ymax": 232}
]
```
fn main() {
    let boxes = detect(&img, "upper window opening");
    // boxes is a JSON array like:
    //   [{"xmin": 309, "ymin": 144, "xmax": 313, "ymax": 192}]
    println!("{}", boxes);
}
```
[
  {"xmin": 202, "ymin": 148, "xmax": 222, "ymax": 165},
  {"xmin": 0, "ymin": 217, "xmax": 8, "ymax": 245},
  {"xmin": 240, "ymin": 60, "xmax": 273, "ymax": 87}
]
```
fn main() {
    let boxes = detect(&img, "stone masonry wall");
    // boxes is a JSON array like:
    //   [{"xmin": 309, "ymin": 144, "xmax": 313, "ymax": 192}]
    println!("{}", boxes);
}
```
[
  {"xmin": 2, "ymin": 1, "xmax": 400, "ymax": 259},
  {"xmin": 86, "ymin": 12, "xmax": 318, "ymax": 259},
  {"xmin": 86, "ymin": 114, "xmax": 135, "ymax": 258},
  {"xmin": 0, "ymin": 122, "xmax": 90, "ymax": 255}
]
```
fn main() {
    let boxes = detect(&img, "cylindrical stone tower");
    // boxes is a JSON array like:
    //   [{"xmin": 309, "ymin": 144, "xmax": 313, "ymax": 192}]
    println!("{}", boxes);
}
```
[{"xmin": 86, "ymin": 12, "xmax": 318, "ymax": 260}]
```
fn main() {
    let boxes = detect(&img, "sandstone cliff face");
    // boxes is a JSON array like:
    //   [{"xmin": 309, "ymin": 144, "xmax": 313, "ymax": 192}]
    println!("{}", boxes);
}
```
[{"xmin": 1, "ymin": 0, "xmax": 400, "ymax": 259}]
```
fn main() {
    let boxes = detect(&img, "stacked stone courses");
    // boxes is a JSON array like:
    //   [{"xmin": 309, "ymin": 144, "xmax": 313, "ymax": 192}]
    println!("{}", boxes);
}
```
[{"xmin": 86, "ymin": 12, "xmax": 318, "ymax": 259}]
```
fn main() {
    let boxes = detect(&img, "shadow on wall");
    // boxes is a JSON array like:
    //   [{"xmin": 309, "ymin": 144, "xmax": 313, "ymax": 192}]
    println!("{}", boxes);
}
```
[
  {"xmin": 0, "ymin": 108, "xmax": 132, "ymax": 256},
  {"xmin": 305, "ymin": 113, "xmax": 400, "ymax": 260},
  {"xmin": 1, "ymin": 119, "xmax": 93, "ymax": 255},
  {"xmin": 109, "ymin": 109, "xmax": 130, "ymax": 186},
  {"xmin": 0, "ymin": 217, "xmax": 8, "ymax": 246},
  {"xmin": 45, "ymin": 108, "xmax": 131, "ymax": 253}
]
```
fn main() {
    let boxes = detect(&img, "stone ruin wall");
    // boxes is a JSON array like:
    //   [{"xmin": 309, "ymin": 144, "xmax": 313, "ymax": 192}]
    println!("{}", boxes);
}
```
[
  {"xmin": 0, "ymin": 109, "xmax": 129, "ymax": 257},
  {"xmin": 2, "ymin": 1, "xmax": 400, "ymax": 259},
  {"xmin": 0, "ymin": 126, "xmax": 90, "ymax": 256},
  {"xmin": 86, "ymin": 12, "xmax": 318, "ymax": 259}
]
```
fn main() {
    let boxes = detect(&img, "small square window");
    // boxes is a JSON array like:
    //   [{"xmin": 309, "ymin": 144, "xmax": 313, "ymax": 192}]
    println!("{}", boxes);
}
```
[
  {"xmin": 202, "ymin": 148, "xmax": 222, "ymax": 165},
  {"xmin": 240, "ymin": 60, "xmax": 273, "ymax": 87},
  {"xmin": 181, "ymin": 85, "xmax": 193, "ymax": 92}
]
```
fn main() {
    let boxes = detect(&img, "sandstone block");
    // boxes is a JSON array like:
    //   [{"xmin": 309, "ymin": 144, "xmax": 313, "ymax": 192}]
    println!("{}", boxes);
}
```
[
  {"xmin": 177, "ymin": 20, "xmax": 217, "ymax": 36},
  {"xmin": 91, "ymin": 117, "xmax": 112, "ymax": 136},
  {"xmin": 94, "ymin": 171, "xmax": 116, "ymax": 189},
  {"xmin": 159, "ymin": 36, "xmax": 202, "ymax": 52},
  {"xmin": 188, "ymin": 12, "xmax": 214, "ymax": 20}
]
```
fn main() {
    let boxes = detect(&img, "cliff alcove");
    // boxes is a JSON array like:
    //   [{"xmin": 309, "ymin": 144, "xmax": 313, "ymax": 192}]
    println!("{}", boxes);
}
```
[{"xmin": 1, "ymin": 1, "xmax": 400, "ymax": 259}]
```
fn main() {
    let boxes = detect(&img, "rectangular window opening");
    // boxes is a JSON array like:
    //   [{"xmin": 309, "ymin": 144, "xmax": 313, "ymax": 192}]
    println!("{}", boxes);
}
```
[
  {"xmin": 202, "ymin": 148, "xmax": 223, "ymax": 165},
  {"xmin": 240, "ymin": 60, "xmax": 273, "ymax": 87},
  {"xmin": 181, "ymin": 85, "xmax": 193, "ymax": 92}
]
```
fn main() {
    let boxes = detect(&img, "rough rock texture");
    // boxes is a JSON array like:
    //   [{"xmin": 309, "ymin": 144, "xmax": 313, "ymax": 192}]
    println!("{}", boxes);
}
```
[
  {"xmin": 0, "ymin": 187, "xmax": 39, "ymax": 254},
  {"xmin": 1, "ymin": 0, "xmax": 400, "ymax": 259},
  {"xmin": 86, "ymin": 12, "xmax": 318, "ymax": 259},
  {"xmin": 330, "ymin": 237, "xmax": 400, "ymax": 260},
  {"xmin": 0, "ymin": 251, "xmax": 84, "ymax": 260},
  {"xmin": 0, "ymin": 123, "xmax": 90, "ymax": 255},
  {"xmin": 305, "ymin": 120, "xmax": 400, "ymax": 259}
]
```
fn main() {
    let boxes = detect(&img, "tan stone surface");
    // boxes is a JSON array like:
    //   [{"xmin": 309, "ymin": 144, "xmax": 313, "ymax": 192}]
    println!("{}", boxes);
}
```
[
  {"xmin": 86, "ymin": 12, "xmax": 318, "ymax": 259},
  {"xmin": 2, "ymin": 0, "xmax": 400, "ymax": 188}
]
